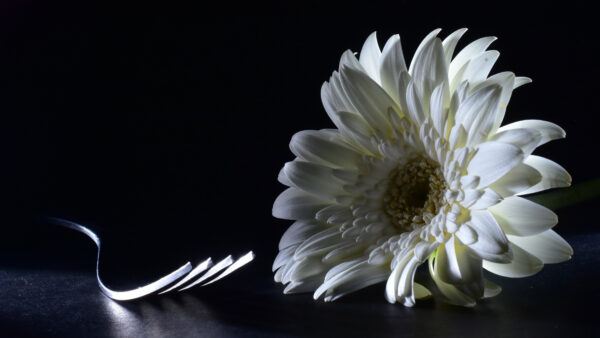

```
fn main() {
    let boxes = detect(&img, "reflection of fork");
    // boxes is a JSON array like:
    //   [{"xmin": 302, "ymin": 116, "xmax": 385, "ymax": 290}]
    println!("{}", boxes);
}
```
[{"xmin": 47, "ymin": 217, "xmax": 254, "ymax": 301}]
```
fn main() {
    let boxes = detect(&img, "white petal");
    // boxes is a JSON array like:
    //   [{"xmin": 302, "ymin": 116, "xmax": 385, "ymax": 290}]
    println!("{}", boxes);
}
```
[
  {"xmin": 442, "ymin": 28, "xmax": 468, "ymax": 67},
  {"xmin": 339, "ymin": 49, "xmax": 364, "ymax": 71},
  {"xmin": 322, "ymin": 266, "xmax": 388, "ymax": 302},
  {"xmin": 489, "ymin": 163, "xmax": 542, "ymax": 197},
  {"xmin": 448, "ymin": 123, "xmax": 467, "ymax": 149},
  {"xmin": 466, "ymin": 210, "xmax": 511, "ymax": 263},
  {"xmin": 359, "ymin": 32, "xmax": 382, "ymax": 83},
  {"xmin": 435, "ymin": 237, "xmax": 463, "ymax": 284},
  {"xmin": 483, "ymin": 242, "xmax": 543, "ymax": 278},
  {"xmin": 294, "ymin": 227, "xmax": 345, "ymax": 260},
  {"xmin": 414, "ymin": 283, "xmax": 432, "ymax": 299},
  {"xmin": 273, "ymin": 245, "xmax": 298, "ymax": 271},
  {"xmin": 409, "ymin": 37, "xmax": 447, "ymax": 101},
  {"xmin": 313, "ymin": 258, "xmax": 372, "ymax": 299},
  {"xmin": 507, "ymin": 230, "xmax": 573, "ymax": 264},
  {"xmin": 489, "ymin": 196, "xmax": 557, "ymax": 236},
  {"xmin": 519, "ymin": 155, "xmax": 571, "ymax": 195},
  {"xmin": 340, "ymin": 65, "xmax": 396, "ymax": 134},
  {"xmin": 405, "ymin": 80, "xmax": 427, "ymax": 125},
  {"xmin": 321, "ymin": 72, "xmax": 353, "ymax": 121},
  {"xmin": 471, "ymin": 72, "xmax": 516, "ymax": 132},
  {"xmin": 428, "ymin": 256, "xmax": 476, "ymax": 307},
  {"xmin": 290, "ymin": 256, "xmax": 328, "ymax": 282},
  {"xmin": 490, "ymin": 128, "xmax": 542, "ymax": 156},
  {"xmin": 408, "ymin": 28, "xmax": 441, "ymax": 74},
  {"xmin": 460, "ymin": 50, "xmax": 499, "ymax": 86},
  {"xmin": 284, "ymin": 275, "xmax": 323, "ymax": 294},
  {"xmin": 454, "ymin": 85, "xmax": 502, "ymax": 146},
  {"xmin": 273, "ymin": 187, "xmax": 329, "ymax": 220},
  {"xmin": 430, "ymin": 82, "xmax": 448, "ymax": 137},
  {"xmin": 513, "ymin": 76, "xmax": 532, "ymax": 89},
  {"xmin": 497, "ymin": 119, "xmax": 565, "ymax": 147},
  {"xmin": 290, "ymin": 130, "xmax": 362, "ymax": 169},
  {"xmin": 386, "ymin": 255, "xmax": 420, "ymax": 306},
  {"xmin": 279, "ymin": 220, "xmax": 324, "ymax": 250},
  {"xmin": 483, "ymin": 278, "xmax": 502, "ymax": 298},
  {"xmin": 283, "ymin": 161, "xmax": 344, "ymax": 200},
  {"xmin": 467, "ymin": 141, "xmax": 524, "ymax": 188},
  {"xmin": 449, "ymin": 36, "xmax": 496, "ymax": 86},
  {"xmin": 336, "ymin": 111, "xmax": 376, "ymax": 153},
  {"xmin": 322, "ymin": 242, "xmax": 364, "ymax": 263},
  {"xmin": 316, "ymin": 204, "xmax": 352, "ymax": 224},
  {"xmin": 414, "ymin": 241, "xmax": 438, "ymax": 261},
  {"xmin": 379, "ymin": 34, "xmax": 407, "ymax": 102},
  {"xmin": 456, "ymin": 224, "xmax": 477, "ymax": 245},
  {"xmin": 468, "ymin": 188, "xmax": 502, "ymax": 209}
]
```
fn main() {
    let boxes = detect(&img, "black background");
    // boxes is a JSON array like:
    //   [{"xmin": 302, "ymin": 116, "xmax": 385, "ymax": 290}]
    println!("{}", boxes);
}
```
[{"xmin": 0, "ymin": 1, "xmax": 598, "ymax": 337}]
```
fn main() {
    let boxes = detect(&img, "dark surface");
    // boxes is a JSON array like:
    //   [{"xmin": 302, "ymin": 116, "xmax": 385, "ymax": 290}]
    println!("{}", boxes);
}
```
[
  {"xmin": 0, "ymin": 1, "xmax": 598, "ymax": 337},
  {"xmin": 1, "ymin": 227, "xmax": 598, "ymax": 338}
]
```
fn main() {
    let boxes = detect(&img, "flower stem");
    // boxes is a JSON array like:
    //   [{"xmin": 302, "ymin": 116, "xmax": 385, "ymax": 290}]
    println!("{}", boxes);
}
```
[{"xmin": 524, "ymin": 178, "xmax": 600, "ymax": 210}]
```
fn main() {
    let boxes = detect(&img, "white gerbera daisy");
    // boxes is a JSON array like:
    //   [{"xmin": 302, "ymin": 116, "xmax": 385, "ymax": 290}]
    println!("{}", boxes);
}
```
[{"xmin": 272, "ymin": 28, "xmax": 573, "ymax": 307}]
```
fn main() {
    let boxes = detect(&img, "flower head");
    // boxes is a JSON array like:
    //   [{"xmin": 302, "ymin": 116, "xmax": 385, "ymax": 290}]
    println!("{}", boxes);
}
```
[{"xmin": 272, "ymin": 29, "xmax": 572, "ymax": 307}]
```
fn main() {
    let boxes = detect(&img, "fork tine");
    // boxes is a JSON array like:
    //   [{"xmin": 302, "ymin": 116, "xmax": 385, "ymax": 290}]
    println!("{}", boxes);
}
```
[{"xmin": 158, "ymin": 258, "xmax": 213, "ymax": 294}]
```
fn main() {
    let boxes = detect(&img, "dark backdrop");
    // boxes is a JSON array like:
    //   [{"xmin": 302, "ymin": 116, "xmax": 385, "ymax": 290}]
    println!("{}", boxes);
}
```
[{"xmin": 0, "ymin": 1, "xmax": 597, "ymax": 336}]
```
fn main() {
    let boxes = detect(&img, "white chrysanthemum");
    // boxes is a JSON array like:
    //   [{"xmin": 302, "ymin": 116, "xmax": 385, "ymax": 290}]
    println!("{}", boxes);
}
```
[{"xmin": 272, "ymin": 28, "xmax": 573, "ymax": 307}]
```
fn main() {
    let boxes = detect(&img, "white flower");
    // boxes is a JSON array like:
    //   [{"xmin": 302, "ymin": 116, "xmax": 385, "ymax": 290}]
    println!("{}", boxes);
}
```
[{"xmin": 272, "ymin": 28, "xmax": 573, "ymax": 307}]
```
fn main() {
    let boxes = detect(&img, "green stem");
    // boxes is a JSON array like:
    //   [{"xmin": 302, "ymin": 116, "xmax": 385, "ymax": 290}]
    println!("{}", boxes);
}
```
[{"xmin": 524, "ymin": 178, "xmax": 600, "ymax": 210}]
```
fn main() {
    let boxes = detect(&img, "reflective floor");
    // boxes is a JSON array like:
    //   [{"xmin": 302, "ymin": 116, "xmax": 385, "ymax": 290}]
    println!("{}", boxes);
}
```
[{"xmin": 1, "ymin": 231, "xmax": 598, "ymax": 337}]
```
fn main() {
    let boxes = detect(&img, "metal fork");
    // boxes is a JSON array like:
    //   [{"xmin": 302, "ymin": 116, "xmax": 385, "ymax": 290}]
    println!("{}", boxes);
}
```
[{"xmin": 47, "ymin": 217, "xmax": 254, "ymax": 301}]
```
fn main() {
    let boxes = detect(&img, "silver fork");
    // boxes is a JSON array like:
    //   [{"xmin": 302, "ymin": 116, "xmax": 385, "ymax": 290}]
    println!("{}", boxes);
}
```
[{"xmin": 47, "ymin": 217, "xmax": 254, "ymax": 301}]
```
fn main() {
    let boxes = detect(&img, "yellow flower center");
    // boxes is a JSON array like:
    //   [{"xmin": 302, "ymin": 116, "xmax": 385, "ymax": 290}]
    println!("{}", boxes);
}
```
[{"xmin": 383, "ymin": 157, "xmax": 447, "ymax": 232}]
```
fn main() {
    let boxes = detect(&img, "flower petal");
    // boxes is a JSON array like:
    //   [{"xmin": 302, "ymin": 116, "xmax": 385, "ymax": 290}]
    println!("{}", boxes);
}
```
[
  {"xmin": 465, "ymin": 210, "xmax": 511, "ymax": 263},
  {"xmin": 379, "ymin": 34, "xmax": 407, "ymax": 102},
  {"xmin": 497, "ymin": 119, "xmax": 565, "ymax": 147},
  {"xmin": 519, "ymin": 155, "xmax": 571, "ymax": 195},
  {"xmin": 460, "ymin": 50, "xmax": 499, "ymax": 87},
  {"xmin": 435, "ymin": 236, "xmax": 463, "ymax": 284},
  {"xmin": 454, "ymin": 84, "xmax": 502, "ymax": 146},
  {"xmin": 430, "ymin": 81, "xmax": 448, "ymax": 137},
  {"xmin": 279, "ymin": 219, "xmax": 324, "ymax": 250},
  {"xmin": 294, "ymin": 227, "xmax": 346, "ymax": 260},
  {"xmin": 513, "ymin": 76, "xmax": 532, "ymax": 89},
  {"xmin": 273, "ymin": 245, "xmax": 298, "ymax": 271},
  {"xmin": 408, "ymin": 28, "xmax": 442, "ymax": 74},
  {"xmin": 456, "ymin": 224, "xmax": 477, "ymax": 245},
  {"xmin": 316, "ymin": 259, "xmax": 387, "ymax": 301},
  {"xmin": 290, "ymin": 130, "xmax": 362, "ymax": 169},
  {"xmin": 507, "ymin": 230, "xmax": 573, "ymax": 264},
  {"xmin": 405, "ymin": 80, "xmax": 427, "ymax": 126},
  {"xmin": 483, "ymin": 242, "xmax": 543, "ymax": 278},
  {"xmin": 483, "ymin": 278, "xmax": 502, "ymax": 298},
  {"xmin": 490, "ymin": 128, "xmax": 542, "ymax": 156},
  {"xmin": 467, "ymin": 141, "xmax": 524, "ymax": 188},
  {"xmin": 409, "ymin": 37, "xmax": 447, "ymax": 101},
  {"xmin": 442, "ymin": 28, "xmax": 468, "ymax": 67},
  {"xmin": 449, "ymin": 36, "xmax": 496, "ymax": 87},
  {"xmin": 290, "ymin": 256, "xmax": 329, "ymax": 282},
  {"xmin": 283, "ymin": 161, "xmax": 345, "ymax": 200},
  {"xmin": 340, "ymin": 65, "xmax": 396, "ymax": 134},
  {"xmin": 284, "ymin": 275, "xmax": 323, "ymax": 294},
  {"xmin": 429, "ymin": 256, "xmax": 476, "ymax": 307},
  {"xmin": 489, "ymin": 196, "xmax": 558, "ymax": 236},
  {"xmin": 386, "ymin": 254, "xmax": 420, "ymax": 306},
  {"xmin": 489, "ymin": 163, "xmax": 542, "ymax": 197},
  {"xmin": 468, "ymin": 188, "xmax": 502, "ymax": 210},
  {"xmin": 323, "ymin": 266, "xmax": 388, "ymax": 302},
  {"xmin": 359, "ymin": 32, "xmax": 382, "ymax": 83},
  {"xmin": 273, "ymin": 187, "xmax": 329, "ymax": 220}
]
